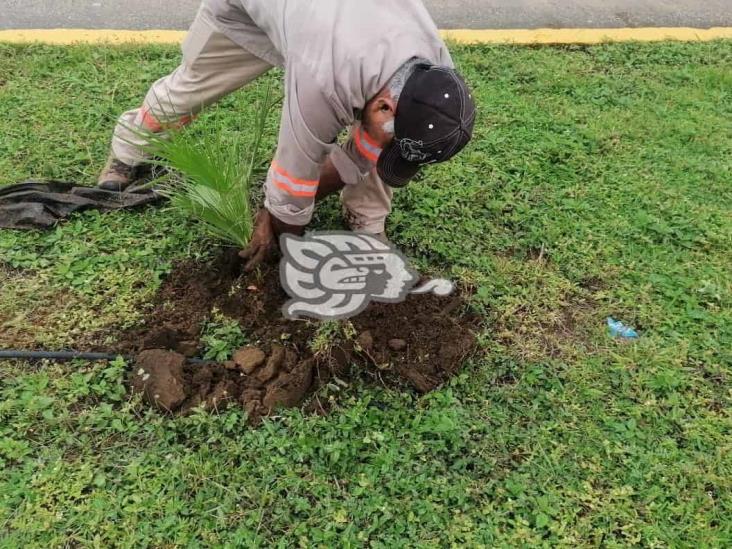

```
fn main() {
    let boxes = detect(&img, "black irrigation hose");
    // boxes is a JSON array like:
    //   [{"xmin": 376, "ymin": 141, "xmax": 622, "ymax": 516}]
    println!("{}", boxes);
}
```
[
  {"xmin": 0, "ymin": 350, "xmax": 127, "ymax": 362},
  {"xmin": 0, "ymin": 350, "xmax": 210, "ymax": 364}
]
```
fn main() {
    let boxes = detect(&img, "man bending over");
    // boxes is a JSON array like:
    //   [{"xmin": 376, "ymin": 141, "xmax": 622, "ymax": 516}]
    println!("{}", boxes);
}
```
[{"xmin": 98, "ymin": 0, "xmax": 476, "ymax": 268}]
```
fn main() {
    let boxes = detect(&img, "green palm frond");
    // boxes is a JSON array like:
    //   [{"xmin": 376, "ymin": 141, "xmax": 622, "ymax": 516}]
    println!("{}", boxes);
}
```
[{"xmin": 142, "ymin": 82, "xmax": 278, "ymax": 248}]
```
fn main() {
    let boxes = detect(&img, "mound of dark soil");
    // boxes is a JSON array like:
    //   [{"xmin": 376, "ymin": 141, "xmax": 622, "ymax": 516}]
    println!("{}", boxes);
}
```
[{"xmin": 119, "ymin": 249, "xmax": 478, "ymax": 423}]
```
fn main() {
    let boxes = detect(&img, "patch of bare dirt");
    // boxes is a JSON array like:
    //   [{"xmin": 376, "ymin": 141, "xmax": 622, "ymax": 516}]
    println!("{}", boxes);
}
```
[
  {"xmin": 494, "ymin": 293, "xmax": 599, "ymax": 361},
  {"xmin": 118, "ymin": 250, "xmax": 479, "ymax": 423}
]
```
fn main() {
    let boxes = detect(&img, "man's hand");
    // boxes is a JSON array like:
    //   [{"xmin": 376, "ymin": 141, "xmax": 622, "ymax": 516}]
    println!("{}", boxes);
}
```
[
  {"xmin": 239, "ymin": 208, "xmax": 306, "ymax": 271},
  {"xmin": 239, "ymin": 209, "xmax": 276, "ymax": 271}
]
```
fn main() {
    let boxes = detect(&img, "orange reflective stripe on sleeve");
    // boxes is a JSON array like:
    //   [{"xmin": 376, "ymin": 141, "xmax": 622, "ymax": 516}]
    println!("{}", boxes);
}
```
[
  {"xmin": 271, "ymin": 161, "xmax": 318, "ymax": 197},
  {"xmin": 353, "ymin": 127, "xmax": 382, "ymax": 163}
]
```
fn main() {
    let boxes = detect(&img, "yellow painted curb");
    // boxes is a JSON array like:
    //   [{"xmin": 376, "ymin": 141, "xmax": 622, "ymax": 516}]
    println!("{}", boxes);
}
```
[
  {"xmin": 0, "ymin": 29, "xmax": 186, "ymax": 45},
  {"xmin": 441, "ymin": 27, "xmax": 732, "ymax": 44},
  {"xmin": 0, "ymin": 27, "xmax": 731, "ymax": 46}
]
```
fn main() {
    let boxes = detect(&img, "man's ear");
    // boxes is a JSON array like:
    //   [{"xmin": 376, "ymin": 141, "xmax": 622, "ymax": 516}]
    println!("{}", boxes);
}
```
[
  {"xmin": 365, "ymin": 90, "xmax": 396, "ymax": 117},
  {"xmin": 373, "ymin": 95, "xmax": 396, "ymax": 115}
]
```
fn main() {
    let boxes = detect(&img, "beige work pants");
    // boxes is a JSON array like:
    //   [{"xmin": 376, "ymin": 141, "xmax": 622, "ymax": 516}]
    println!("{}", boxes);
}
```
[{"xmin": 109, "ymin": 6, "xmax": 393, "ymax": 234}]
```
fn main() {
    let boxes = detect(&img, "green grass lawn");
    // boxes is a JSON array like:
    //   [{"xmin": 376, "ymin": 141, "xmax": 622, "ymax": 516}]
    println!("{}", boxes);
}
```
[{"xmin": 1, "ymin": 41, "xmax": 731, "ymax": 546}]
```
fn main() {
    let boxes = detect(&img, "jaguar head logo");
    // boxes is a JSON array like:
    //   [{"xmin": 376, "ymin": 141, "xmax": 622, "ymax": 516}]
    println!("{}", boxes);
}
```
[{"xmin": 279, "ymin": 232, "xmax": 454, "ymax": 320}]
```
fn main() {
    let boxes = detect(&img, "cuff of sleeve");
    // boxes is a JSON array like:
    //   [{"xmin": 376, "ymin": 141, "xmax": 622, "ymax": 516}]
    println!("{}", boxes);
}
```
[{"xmin": 264, "ymin": 196, "xmax": 314, "ymax": 226}]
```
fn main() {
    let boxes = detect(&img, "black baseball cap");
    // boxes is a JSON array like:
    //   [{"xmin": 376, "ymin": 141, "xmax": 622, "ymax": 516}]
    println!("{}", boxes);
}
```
[{"xmin": 377, "ymin": 63, "xmax": 476, "ymax": 188}]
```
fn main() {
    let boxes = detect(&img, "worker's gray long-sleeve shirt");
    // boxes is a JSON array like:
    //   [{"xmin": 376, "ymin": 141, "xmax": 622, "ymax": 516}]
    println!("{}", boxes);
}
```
[{"xmin": 204, "ymin": 0, "xmax": 452, "ymax": 225}]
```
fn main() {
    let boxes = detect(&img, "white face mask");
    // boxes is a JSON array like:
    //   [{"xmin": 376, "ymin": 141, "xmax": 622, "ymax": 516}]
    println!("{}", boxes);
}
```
[{"xmin": 382, "ymin": 118, "xmax": 395, "ymax": 136}]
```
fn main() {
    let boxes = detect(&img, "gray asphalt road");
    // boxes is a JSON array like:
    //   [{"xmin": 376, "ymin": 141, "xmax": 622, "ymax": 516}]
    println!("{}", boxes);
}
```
[{"xmin": 2, "ymin": 0, "xmax": 731, "ymax": 30}]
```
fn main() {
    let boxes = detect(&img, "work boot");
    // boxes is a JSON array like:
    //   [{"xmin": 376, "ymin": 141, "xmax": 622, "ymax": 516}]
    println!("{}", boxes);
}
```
[{"xmin": 97, "ymin": 156, "xmax": 137, "ymax": 192}]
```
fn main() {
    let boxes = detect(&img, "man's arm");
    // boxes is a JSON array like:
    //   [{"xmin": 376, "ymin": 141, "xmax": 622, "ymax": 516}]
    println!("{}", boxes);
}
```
[
  {"xmin": 238, "ymin": 59, "xmax": 348, "ymax": 270},
  {"xmin": 241, "ymin": 120, "xmax": 384, "ymax": 271},
  {"xmin": 239, "ymin": 157, "xmax": 346, "ymax": 271}
]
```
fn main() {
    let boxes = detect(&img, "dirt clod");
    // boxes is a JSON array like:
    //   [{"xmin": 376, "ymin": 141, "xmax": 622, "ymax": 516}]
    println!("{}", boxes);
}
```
[
  {"xmin": 256, "ymin": 344, "xmax": 286, "ymax": 383},
  {"xmin": 356, "ymin": 331, "xmax": 374, "ymax": 351},
  {"xmin": 130, "ymin": 349, "xmax": 188, "ymax": 412},
  {"xmin": 263, "ymin": 359, "xmax": 315, "ymax": 411},
  {"xmin": 243, "ymin": 399, "xmax": 266, "ymax": 424},
  {"xmin": 233, "ymin": 346, "xmax": 266, "ymax": 373},
  {"xmin": 388, "ymin": 338, "xmax": 407, "ymax": 352},
  {"xmin": 205, "ymin": 380, "xmax": 237, "ymax": 411},
  {"xmin": 399, "ymin": 368, "xmax": 434, "ymax": 394}
]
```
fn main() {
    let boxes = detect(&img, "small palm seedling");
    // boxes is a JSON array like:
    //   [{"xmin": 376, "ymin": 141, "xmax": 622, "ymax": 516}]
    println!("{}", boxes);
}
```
[{"xmin": 142, "ymin": 83, "xmax": 278, "ymax": 248}]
